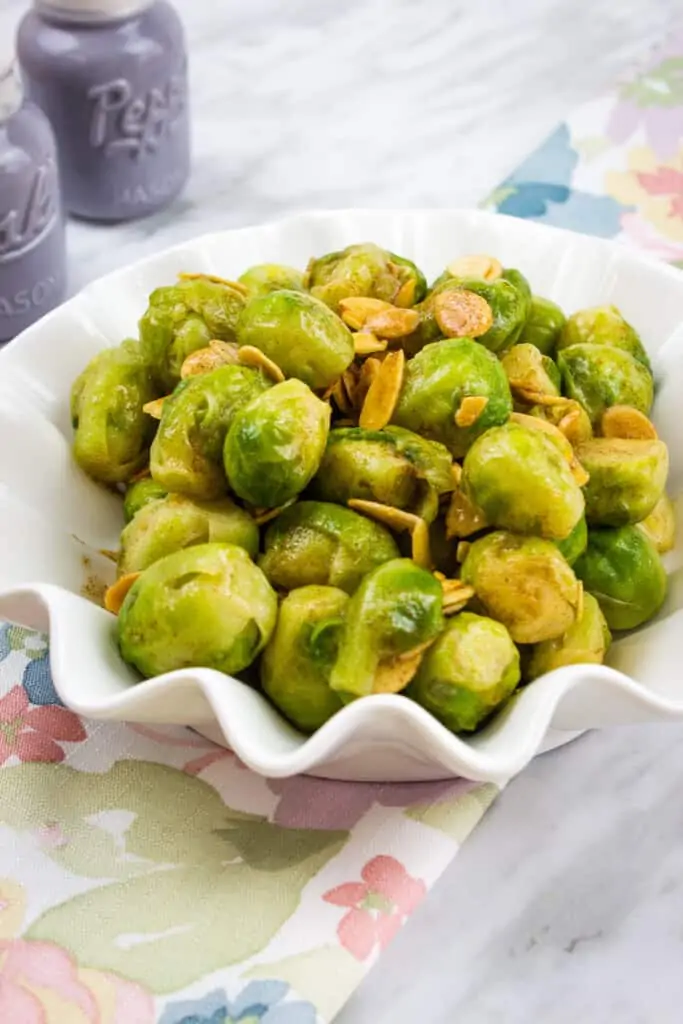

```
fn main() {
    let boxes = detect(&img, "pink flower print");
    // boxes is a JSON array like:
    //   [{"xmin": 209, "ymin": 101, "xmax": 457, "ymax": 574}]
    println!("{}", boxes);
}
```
[
  {"xmin": 324, "ymin": 855, "xmax": 427, "ymax": 961},
  {"xmin": 0, "ymin": 685, "xmax": 86, "ymax": 765},
  {"xmin": 637, "ymin": 166, "xmax": 683, "ymax": 220}
]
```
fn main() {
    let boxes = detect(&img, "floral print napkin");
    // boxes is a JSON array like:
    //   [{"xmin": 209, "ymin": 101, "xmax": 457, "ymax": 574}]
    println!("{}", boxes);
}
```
[{"xmin": 1, "ymin": 33, "xmax": 682, "ymax": 1024}]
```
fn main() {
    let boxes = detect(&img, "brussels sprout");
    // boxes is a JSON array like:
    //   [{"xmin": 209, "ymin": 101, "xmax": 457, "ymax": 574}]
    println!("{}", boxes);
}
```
[
  {"xmin": 516, "ymin": 295, "xmax": 566, "ymax": 356},
  {"xmin": 139, "ymin": 275, "xmax": 247, "ymax": 391},
  {"xmin": 461, "ymin": 422, "xmax": 585, "ymax": 541},
  {"xmin": 237, "ymin": 263, "xmax": 305, "ymax": 298},
  {"xmin": 259, "ymin": 500, "xmax": 400, "ymax": 593},
  {"xmin": 305, "ymin": 243, "xmax": 423, "ymax": 311},
  {"xmin": 429, "ymin": 268, "xmax": 531, "ymax": 353},
  {"xmin": 527, "ymin": 593, "xmax": 611, "ymax": 680},
  {"xmin": 558, "ymin": 344, "xmax": 654, "ymax": 426},
  {"xmin": 407, "ymin": 612, "xmax": 521, "ymax": 732},
  {"xmin": 461, "ymin": 531, "xmax": 582, "ymax": 643},
  {"xmin": 118, "ymin": 543, "xmax": 278, "ymax": 678},
  {"xmin": 224, "ymin": 379, "xmax": 331, "ymax": 508},
  {"xmin": 392, "ymin": 338, "xmax": 513, "ymax": 458},
  {"xmin": 72, "ymin": 340, "xmax": 157, "ymax": 485},
  {"xmin": 555, "ymin": 515, "xmax": 588, "ymax": 566},
  {"xmin": 150, "ymin": 365, "xmax": 271, "ymax": 501},
  {"xmin": 329, "ymin": 559, "xmax": 444, "ymax": 699},
  {"xmin": 637, "ymin": 494, "xmax": 676, "ymax": 554},
  {"xmin": 501, "ymin": 343, "xmax": 561, "ymax": 399},
  {"xmin": 310, "ymin": 425, "xmax": 453, "ymax": 522},
  {"xmin": 387, "ymin": 252, "xmax": 428, "ymax": 306},
  {"xmin": 557, "ymin": 305, "xmax": 650, "ymax": 369},
  {"xmin": 576, "ymin": 438, "xmax": 669, "ymax": 526},
  {"xmin": 261, "ymin": 585, "xmax": 348, "ymax": 732},
  {"xmin": 118, "ymin": 494, "xmax": 259, "ymax": 576},
  {"xmin": 236, "ymin": 289, "xmax": 354, "ymax": 390},
  {"xmin": 123, "ymin": 478, "xmax": 168, "ymax": 523},
  {"xmin": 574, "ymin": 525, "xmax": 667, "ymax": 631}
]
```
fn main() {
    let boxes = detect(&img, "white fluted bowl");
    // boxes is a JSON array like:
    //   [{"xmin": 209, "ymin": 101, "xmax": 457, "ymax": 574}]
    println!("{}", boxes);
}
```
[{"xmin": 1, "ymin": 209, "xmax": 683, "ymax": 783}]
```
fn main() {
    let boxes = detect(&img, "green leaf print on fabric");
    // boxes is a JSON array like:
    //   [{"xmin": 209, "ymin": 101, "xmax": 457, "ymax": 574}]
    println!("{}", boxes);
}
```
[
  {"xmin": 0, "ymin": 762, "xmax": 347, "ymax": 992},
  {"xmin": 405, "ymin": 782, "xmax": 499, "ymax": 842}
]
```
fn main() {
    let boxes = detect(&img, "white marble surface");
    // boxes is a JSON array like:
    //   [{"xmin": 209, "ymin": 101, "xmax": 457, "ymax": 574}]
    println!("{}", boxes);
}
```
[{"xmin": 3, "ymin": 0, "xmax": 683, "ymax": 1020}]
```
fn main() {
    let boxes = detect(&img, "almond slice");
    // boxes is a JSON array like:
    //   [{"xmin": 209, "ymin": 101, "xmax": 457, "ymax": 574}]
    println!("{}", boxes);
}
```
[
  {"xmin": 442, "ymin": 584, "xmax": 475, "ymax": 616},
  {"xmin": 364, "ymin": 307, "xmax": 420, "ymax": 339},
  {"xmin": 104, "ymin": 573, "xmax": 141, "ymax": 615},
  {"xmin": 359, "ymin": 349, "xmax": 405, "ymax": 429},
  {"xmin": 339, "ymin": 297, "xmax": 392, "ymax": 330},
  {"xmin": 446, "ymin": 255, "xmax": 503, "ymax": 282},
  {"xmin": 347, "ymin": 499, "xmax": 431, "ymax": 568},
  {"xmin": 454, "ymin": 395, "xmax": 489, "ymax": 428},
  {"xmin": 601, "ymin": 405, "xmax": 658, "ymax": 440},
  {"xmin": 434, "ymin": 289, "xmax": 493, "ymax": 339},
  {"xmin": 373, "ymin": 641, "xmax": 433, "ymax": 694},
  {"xmin": 394, "ymin": 277, "xmax": 418, "ymax": 308},
  {"xmin": 251, "ymin": 499, "xmax": 296, "ymax": 526},
  {"xmin": 181, "ymin": 340, "xmax": 240, "ymax": 379},
  {"xmin": 445, "ymin": 488, "xmax": 488, "ymax": 539},
  {"xmin": 237, "ymin": 346, "xmax": 286, "ymax": 382},
  {"xmin": 456, "ymin": 541, "xmax": 471, "ymax": 563},
  {"xmin": 142, "ymin": 397, "xmax": 167, "ymax": 420},
  {"xmin": 178, "ymin": 272, "xmax": 249, "ymax": 295},
  {"xmin": 353, "ymin": 332, "xmax": 388, "ymax": 356}
]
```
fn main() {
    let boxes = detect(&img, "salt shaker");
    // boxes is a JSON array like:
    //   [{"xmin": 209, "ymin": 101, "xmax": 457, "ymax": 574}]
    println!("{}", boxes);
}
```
[
  {"xmin": 17, "ymin": 0, "xmax": 191, "ymax": 223},
  {"xmin": 0, "ymin": 53, "xmax": 66, "ymax": 344}
]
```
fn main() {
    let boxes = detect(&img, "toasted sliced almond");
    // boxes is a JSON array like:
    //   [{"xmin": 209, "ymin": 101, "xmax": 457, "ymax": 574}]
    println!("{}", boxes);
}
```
[
  {"xmin": 373, "ymin": 645, "xmax": 430, "ymax": 694},
  {"xmin": 129, "ymin": 467, "xmax": 152, "ymax": 483},
  {"xmin": 104, "ymin": 572, "xmax": 141, "ymax": 615},
  {"xmin": 181, "ymin": 340, "xmax": 240, "ymax": 379},
  {"xmin": 331, "ymin": 377, "xmax": 353, "ymax": 416},
  {"xmin": 359, "ymin": 349, "xmax": 405, "ymax": 429},
  {"xmin": 339, "ymin": 296, "xmax": 392, "ymax": 330},
  {"xmin": 99, "ymin": 549, "xmax": 119, "ymax": 563},
  {"xmin": 411, "ymin": 517, "xmax": 433, "ymax": 570},
  {"xmin": 237, "ymin": 346, "xmax": 286, "ymax": 382},
  {"xmin": 434, "ymin": 289, "xmax": 493, "ymax": 339},
  {"xmin": 445, "ymin": 488, "xmax": 488, "ymax": 539},
  {"xmin": 511, "ymin": 411, "xmax": 571, "ymax": 447},
  {"xmin": 178, "ymin": 272, "xmax": 249, "ymax": 294},
  {"xmin": 511, "ymin": 385, "xmax": 568, "ymax": 407},
  {"xmin": 143, "ymin": 397, "xmax": 167, "ymax": 420},
  {"xmin": 451, "ymin": 462, "xmax": 463, "ymax": 486},
  {"xmin": 355, "ymin": 357, "xmax": 381, "ymax": 409},
  {"xmin": 601, "ymin": 405, "xmax": 658, "ymax": 440},
  {"xmin": 455, "ymin": 395, "xmax": 489, "ymax": 428},
  {"xmin": 348, "ymin": 499, "xmax": 419, "ymax": 533},
  {"xmin": 364, "ymin": 307, "xmax": 420, "ymax": 339},
  {"xmin": 446, "ymin": 254, "xmax": 503, "ymax": 282},
  {"xmin": 394, "ymin": 277, "xmax": 418, "ymax": 308},
  {"xmin": 456, "ymin": 541, "xmax": 471, "ymax": 563},
  {"xmin": 442, "ymin": 584, "xmax": 475, "ymax": 616},
  {"xmin": 353, "ymin": 332, "xmax": 388, "ymax": 356},
  {"xmin": 342, "ymin": 366, "xmax": 360, "ymax": 408},
  {"xmin": 576, "ymin": 581, "xmax": 584, "ymax": 622},
  {"xmin": 251, "ymin": 499, "xmax": 296, "ymax": 526},
  {"xmin": 570, "ymin": 458, "xmax": 590, "ymax": 487},
  {"xmin": 557, "ymin": 407, "xmax": 584, "ymax": 446}
]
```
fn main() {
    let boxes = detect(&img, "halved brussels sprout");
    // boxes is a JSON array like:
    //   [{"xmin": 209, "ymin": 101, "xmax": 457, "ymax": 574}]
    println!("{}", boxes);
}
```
[
  {"xmin": 501, "ymin": 343, "xmax": 561, "ymax": 399},
  {"xmin": 527, "ymin": 593, "xmax": 611, "ymax": 680},
  {"xmin": 305, "ymin": 243, "xmax": 424, "ymax": 311},
  {"xmin": 139, "ymin": 275, "xmax": 247, "ymax": 391},
  {"xmin": 310, "ymin": 425, "xmax": 453, "ymax": 522},
  {"xmin": 461, "ymin": 421, "xmax": 585, "ymax": 541},
  {"xmin": 72, "ymin": 340, "xmax": 157, "ymax": 485},
  {"xmin": 261, "ymin": 585, "xmax": 348, "ymax": 732},
  {"xmin": 392, "ymin": 338, "xmax": 513, "ymax": 458},
  {"xmin": 461, "ymin": 531, "xmax": 582, "ymax": 643},
  {"xmin": 150, "ymin": 365, "xmax": 271, "ymax": 501},
  {"xmin": 236, "ymin": 289, "xmax": 354, "ymax": 390},
  {"xmin": 123, "ymin": 478, "xmax": 168, "ymax": 523},
  {"xmin": 238, "ymin": 263, "xmax": 305, "ymax": 298},
  {"xmin": 259, "ymin": 500, "xmax": 400, "ymax": 593},
  {"xmin": 118, "ymin": 494, "xmax": 259, "ymax": 576},
  {"xmin": 558, "ymin": 344, "xmax": 653, "ymax": 426},
  {"xmin": 576, "ymin": 438, "xmax": 669, "ymax": 526},
  {"xmin": 118, "ymin": 543, "xmax": 278, "ymax": 678},
  {"xmin": 637, "ymin": 494, "xmax": 676, "ymax": 554},
  {"xmin": 574, "ymin": 525, "xmax": 668, "ymax": 631},
  {"xmin": 224, "ymin": 379, "xmax": 331, "ymax": 508},
  {"xmin": 329, "ymin": 559, "xmax": 444, "ymax": 700},
  {"xmin": 516, "ymin": 296, "xmax": 566, "ymax": 356},
  {"xmin": 408, "ymin": 612, "xmax": 520, "ymax": 733},
  {"xmin": 555, "ymin": 515, "xmax": 588, "ymax": 566},
  {"xmin": 557, "ymin": 305, "xmax": 650, "ymax": 370}
]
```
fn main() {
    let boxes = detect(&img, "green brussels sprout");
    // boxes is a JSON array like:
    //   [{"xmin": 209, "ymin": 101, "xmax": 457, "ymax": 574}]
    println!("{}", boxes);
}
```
[
  {"xmin": 310, "ymin": 425, "xmax": 453, "ymax": 523},
  {"xmin": 527, "ymin": 593, "xmax": 611, "ymax": 681},
  {"xmin": 237, "ymin": 263, "xmax": 306, "ymax": 298},
  {"xmin": 637, "ymin": 494, "xmax": 676, "ymax": 554},
  {"xmin": 305, "ymin": 243, "xmax": 424, "ymax": 311},
  {"xmin": 576, "ymin": 438, "xmax": 669, "ymax": 526},
  {"xmin": 139, "ymin": 275, "xmax": 247, "ymax": 391},
  {"xmin": 555, "ymin": 515, "xmax": 588, "ymax": 566},
  {"xmin": 557, "ymin": 344, "xmax": 654, "ymax": 426},
  {"xmin": 236, "ymin": 290, "xmax": 354, "ymax": 390},
  {"xmin": 329, "ymin": 559, "xmax": 444, "ymax": 700},
  {"xmin": 516, "ymin": 295, "xmax": 566, "ymax": 356},
  {"xmin": 71, "ymin": 340, "xmax": 157, "ymax": 485},
  {"xmin": 501, "ymin": 343, "xmax": 561, "ymax": 398},
  {"xmin": 118, "ymin": 543, "xmax": 278, "ymax": 678},
  {"xmin": 574, "ymin": 526, "xmax": 668, "ymax": 631},
  {"xmin": 429, "ymin": 269, "xmax": 531, "ymax": 353},
  {"xmin": 261, "ymin": 585, "xmax": 348, "ymax": 733},
  {"xmin": 150, "ymin": 365, "xmax": 271, "ymax": 501},
  {"xmin": 259, "ymin": 500, "xmax": 400, "ymax": 593},
  {"xmin": 407, "ymin": 612, "xmax": 521, "ymax": 733},
  {"xmin": 461, "ymin": 531, "xmax": 582, "ymax": 643},
  {"xmin": 224, "ymin": 379, "xmax": 331, "ymax": 508},
  {"xmin": 557, "ymin": 305, "xmax": 651, "ymax": 370},
  {"xmin": 392, "ymin": 338, "xmax": 513, "ymax": 458},
  {"xmin": 118, "ymin": 494, "xmax": 259, "ymax": 576},
  {"xmin": 123, "ymin": 478, "xmax": 168, "ymax": 523},
  {"xmin": 461, "ymin": 421, "xmax": 584, "ymax": 541}
]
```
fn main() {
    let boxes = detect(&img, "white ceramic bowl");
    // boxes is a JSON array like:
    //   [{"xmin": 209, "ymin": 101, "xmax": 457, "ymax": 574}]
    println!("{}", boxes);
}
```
[{"xmin": 1, "ymin": 209, "xmax": 683, "ymax": 784}]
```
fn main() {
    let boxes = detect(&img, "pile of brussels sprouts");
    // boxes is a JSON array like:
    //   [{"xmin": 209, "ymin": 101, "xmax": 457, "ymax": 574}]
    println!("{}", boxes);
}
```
[{"xmin": 70, "ymin": 244, "xmax": 673, "ymax": 737}]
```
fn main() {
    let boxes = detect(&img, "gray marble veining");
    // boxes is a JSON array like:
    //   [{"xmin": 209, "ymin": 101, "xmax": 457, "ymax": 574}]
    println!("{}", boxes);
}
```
[{"xmin": 2, "ymin": 0, "xmax": 683, "ymax": 1020}]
